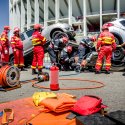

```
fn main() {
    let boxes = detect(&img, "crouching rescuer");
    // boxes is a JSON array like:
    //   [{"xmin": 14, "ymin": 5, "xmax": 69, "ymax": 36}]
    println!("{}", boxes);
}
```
[
  {"xmin": 31, "ymin": 24, "xmax": 46, "ymax": 75},
  {"xmin": 47, "ymin": 36, "xmax": 69, "ymax": 66}
]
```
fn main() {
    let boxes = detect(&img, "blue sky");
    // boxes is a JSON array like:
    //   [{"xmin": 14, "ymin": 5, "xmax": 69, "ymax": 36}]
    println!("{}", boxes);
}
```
[{"xmin": 0, "ymin": 0, "xmax": 9, "ymax": 33}]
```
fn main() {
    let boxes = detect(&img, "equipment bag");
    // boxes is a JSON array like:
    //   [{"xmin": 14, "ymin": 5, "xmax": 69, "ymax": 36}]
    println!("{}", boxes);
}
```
[{"xmin": 71, "ymin": 95, "xmax": 107, "ymax": 116}]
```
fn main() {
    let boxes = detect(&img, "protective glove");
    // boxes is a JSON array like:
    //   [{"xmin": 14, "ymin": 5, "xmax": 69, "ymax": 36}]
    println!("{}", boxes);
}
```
[{"xmin": 117, "ymin": 45, "xmax": 122, "ymax": 48}]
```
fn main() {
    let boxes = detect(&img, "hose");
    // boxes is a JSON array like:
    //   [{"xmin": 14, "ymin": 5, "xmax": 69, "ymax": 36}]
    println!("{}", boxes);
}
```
[{"xmin": 31, "ymin": 78, "xmax": 105, "ymax": 90}]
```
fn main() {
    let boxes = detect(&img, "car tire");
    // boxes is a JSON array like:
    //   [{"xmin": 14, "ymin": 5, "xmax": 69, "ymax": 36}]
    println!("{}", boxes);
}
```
[
  {"xmin": 53, "ymin": 32, "xmax": 69, "ymax": 41},
  {"xmin": 51, "ymin": 31, "xmax": 62, "ymax": 39},
  {"xmin": 111, "ymin": 47, "xmax": 125, "ymax": 68}
]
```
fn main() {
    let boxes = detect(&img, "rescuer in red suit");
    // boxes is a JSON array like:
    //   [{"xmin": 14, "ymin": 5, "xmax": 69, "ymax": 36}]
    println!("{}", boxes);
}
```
[
  {"xmin": 95, "ymin": 24, "xmax": 116, "ymax": 74},
  {"xmin": 31, "ymin": 24, "xmax": 46, "ymax": 75},
  {"xmin": 11, "ymin": 27, "xmax": 25, "ymax": 71},
  {"xmin": 0, "ymin": 26, "xmax": 10, "ymax": 62}
]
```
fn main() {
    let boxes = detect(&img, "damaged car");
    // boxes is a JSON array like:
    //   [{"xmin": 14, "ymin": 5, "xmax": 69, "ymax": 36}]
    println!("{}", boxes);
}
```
[{"xmin": 9, "ymin": 23, "xmax": 77, "ymax": 66}]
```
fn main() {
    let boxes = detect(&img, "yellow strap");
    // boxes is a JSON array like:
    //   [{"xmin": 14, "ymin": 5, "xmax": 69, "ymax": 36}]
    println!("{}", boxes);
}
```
[
  {"xmin": 11, "ymin": 42, "xmax": 16, "ymax": 44},
  {"xmin": 38, "ymin": 66, "xmax": 43, "ymax": 68},
  {"xmin": 1, "ymin": 38, "xmax": 6, "ymax": 41},
  {"xmin": 105, "ymin": 63, "xmax": 111, "ymax": 66},
  {"xmin": 31, "ymin": 65, "xmax": 36, "ymax": 69},
  {"xmin": 32, "ymin": 41, "xmax": 41, "ymax": 46},
  {"xmin": 96, "ymin": 63, "xmax": 102, "ymax": 66},
  {"xmin": 102, "ymin": 37, "xmax": 113, "ymax": 44},
  {"xmin": 98, "ymin": 38, "xmax": 102, "ymax": 40},
  {"xmin": 112, "ymin": 40, "xmax": 115, "ymax": 43},
  {"xmin": 2, "ymin": 109, "xmax": 14, "ymax": 125},
  {"xmin": 42, "ymin": 37, "xmax": 46, "ymax": 42},
  {"xmin": 14, "ymin": 64, "xmax": 18, "ymax": 67},
  {"xmin": 19, "ymin": 64, "xmax": 25, "ymax": 66},
  {"xmin": 32, "ymin": 38, "xmax": 40, "ymax": 42}
]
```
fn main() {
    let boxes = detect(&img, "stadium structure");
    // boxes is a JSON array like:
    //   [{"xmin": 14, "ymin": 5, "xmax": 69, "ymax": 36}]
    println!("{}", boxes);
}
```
[{"xmin": 9, "ymin": 0, "xmax": 125, "ymax": 36}]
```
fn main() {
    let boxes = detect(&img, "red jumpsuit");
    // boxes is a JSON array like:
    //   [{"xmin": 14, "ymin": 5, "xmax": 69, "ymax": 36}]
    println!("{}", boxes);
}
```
[
  {"xmin": 10, "ymin": 35, "xmax": 24, "ymax": 67},
  {"xmin": 31, "ymin": 31, "xmax": 46, "ymax": 71},
  {"xmin": 0, "ymin": 31, "xmax": 9, "ymax": 62},
  {"xmin": 95, "ymin": 31, "xmax": 116, "ymax": 71}
]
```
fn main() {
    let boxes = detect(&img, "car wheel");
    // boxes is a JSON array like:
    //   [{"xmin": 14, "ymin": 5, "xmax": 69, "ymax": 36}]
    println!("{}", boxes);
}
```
[
  {"xmin": 52, "ymin": 31, "xmax": 62, "ymax": 39},
  {"xmin": 111, "ymin": 47, "xmax": 125, "ymax": 69},
  {"xmin": 115, "ymin": 37, "xmax": 120, "ymax": 45},
  {"xmin": 53, "ymin": 32, "xmax": 69, "ymax": 41}
]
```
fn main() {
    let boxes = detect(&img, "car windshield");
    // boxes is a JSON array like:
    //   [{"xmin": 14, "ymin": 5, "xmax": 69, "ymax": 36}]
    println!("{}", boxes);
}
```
[
  {"xmin": 120, "ymin": 20, "xmax": 125, "ymax": 26},
  {"xmin": 26, "ymin": 29, "xmax": 34, "ymax": 37}
]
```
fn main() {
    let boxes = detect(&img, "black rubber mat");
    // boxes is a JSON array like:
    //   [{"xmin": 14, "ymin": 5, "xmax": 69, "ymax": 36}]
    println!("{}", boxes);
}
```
[
  {"xmin": 76, "ymin": 113, "xmax": 116, "ymax": 125},
  {"xmin": 76, "ymin": 110, "xmax": 125, "ymax": 125},
  {"xmin": 106, "ymin": 110, "xmax": 125, "ymax": 125}
]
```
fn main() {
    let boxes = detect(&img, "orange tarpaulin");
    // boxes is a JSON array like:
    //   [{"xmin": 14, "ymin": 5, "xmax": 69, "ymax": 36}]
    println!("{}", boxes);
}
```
[
  {"xmin": 0, "ymin": 93, "xmax": 77, "ymax": 125},
  {"xmin": 0, "ymin": 98, "xmax": 41, "ymax": 125},
  {"xmin": 27, "ymin": 111, "xmax": 76, "ymax": 125}
]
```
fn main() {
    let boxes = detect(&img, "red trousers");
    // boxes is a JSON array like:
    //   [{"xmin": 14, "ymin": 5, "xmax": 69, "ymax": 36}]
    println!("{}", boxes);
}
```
[
  {"xmin": 95, "ymin": 46, "xmax": 113, "ymax": 71},
  {"xmin": 1, "ymin": 48, "xmax": 9, "ymax": 62},
  {"xmin": 13, "ymin": 49, "xmax": 24, "ymax": 67},
  {"xmin": 31, "ymin": 46, "xmax": 44, "ymax": 70}
]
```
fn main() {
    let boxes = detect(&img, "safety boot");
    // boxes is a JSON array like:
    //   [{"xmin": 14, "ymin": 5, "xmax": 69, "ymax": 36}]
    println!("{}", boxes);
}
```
[
  {"xmin": 122, "ymin": 72, "xmax": 125, "ymax": 76},
  {"xmin": 95, "ymin": 70, "xmax": 101, "ymax": 74},
  {"xmin": 38, "ymin": 69, "xmax": 42, "ymax": 75},
  {"xmin": 105, "ymin": 70, "xmax": 110, "ymax": 74},
  {"xmin": 21, "ymin": 67, "xmax": 27, "ymax": 71},
  {"xmin": 32, "ymin": 69, "xmax": 38, "ymax": 75}
]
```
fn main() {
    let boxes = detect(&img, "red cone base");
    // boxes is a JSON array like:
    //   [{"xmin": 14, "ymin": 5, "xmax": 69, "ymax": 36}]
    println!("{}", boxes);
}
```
[{"xmin": 50, "ymin": 83, "xmax": 60, "ymax": 91}]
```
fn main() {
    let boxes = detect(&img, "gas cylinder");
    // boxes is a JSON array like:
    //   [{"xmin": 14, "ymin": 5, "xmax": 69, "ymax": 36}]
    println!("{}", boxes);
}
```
[{"xmin": 50, "ymin": 65, "xmax": 59, "ymax": 91}]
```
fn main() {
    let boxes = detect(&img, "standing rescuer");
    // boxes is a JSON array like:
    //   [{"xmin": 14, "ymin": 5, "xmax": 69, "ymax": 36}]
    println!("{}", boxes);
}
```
[
  {"xmin": 11, "ymin": 27, "xmax": 25, "ymax": 71},
  {"xmin": 95, "ymin": 24, "xmax": 117, "ymax": 74},
  {"xmin": 0, "ymin": 26, "xmax": 10, "ymax": 63},
  {"xmin": 31, "ymin": 24, "xmax": 46, "ymax": 75}
]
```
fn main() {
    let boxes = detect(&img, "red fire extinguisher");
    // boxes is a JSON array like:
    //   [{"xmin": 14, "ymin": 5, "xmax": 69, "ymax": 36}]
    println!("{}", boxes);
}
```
[{"xmin": 50, "ymin": 65, "xmax": 59, "ymax": 91}]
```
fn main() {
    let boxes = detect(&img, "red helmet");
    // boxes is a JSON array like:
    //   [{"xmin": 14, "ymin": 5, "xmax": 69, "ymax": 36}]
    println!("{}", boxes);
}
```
[
  {"xmin": 62, "ymin": 37, "xmax": 69, "ymax": 43},
  {"xmin": 4, "ymin": 26, "xmax": 10, "ymax": 31},
  {"xmin": 13, "ymin": 27, "xmax": 20, "ymax": 33},
  {"xmin": 102, "ymin": 24, "xmax": 109, "ymax": 30},
  {"xmin": 34, "ymin": 24, "xmax": 42, "ymax": 30},
  {"xmin": 67, "ymin": 45, "xmax": 72, "ymax": 53}
]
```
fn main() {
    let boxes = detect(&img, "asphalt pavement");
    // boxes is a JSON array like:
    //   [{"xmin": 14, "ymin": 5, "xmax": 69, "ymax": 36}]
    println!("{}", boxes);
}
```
[{"xmin": 0, "ymin": 68, "xmax": 125, "ymax": 112}]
